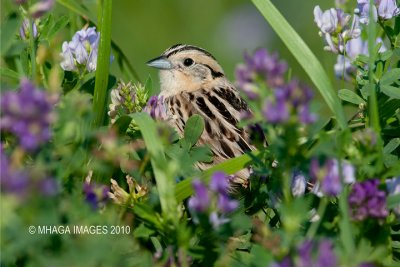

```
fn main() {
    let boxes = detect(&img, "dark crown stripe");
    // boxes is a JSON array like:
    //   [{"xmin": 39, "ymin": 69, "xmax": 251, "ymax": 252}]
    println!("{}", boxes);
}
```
[{"xmin": 164, "ymin": 44, "xmax": 216, "ymax": 60}]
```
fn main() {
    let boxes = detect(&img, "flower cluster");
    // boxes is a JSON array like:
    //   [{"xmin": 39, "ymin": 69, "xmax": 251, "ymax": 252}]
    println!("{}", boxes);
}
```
[
  {"xmin": 348, "ymin": 179, "xmax": 388, "ymax": 221},
  {"xmin": 310, "ymin": 159, "xmax": 355, "ymax": 197},
  {"xmin": 60, "ymin": 27, "xmax": 100, "ymax": 73},
  {"xmin": 357, "ymin": 0, "xmax": 400, "ymax": 24},
  {"xmin": 235, "ymin": 48, "xmax": 287, "ymax": 99},
  {"xmin": 0, "ymin": 79, "xmax": 54, "ymax": 151},
  {"xmin": 313, "ymin": 6, "xmax": 361, "ymax": 54},
  {"xmin": 188, "ymin": 172, "xmax": 238, "ymax": 229},
  {"xmin": 143, "ymin": 95, "xmax": 169, "ymax": 121},
  {"xmin": 263, "ymin": 80, "xmax": 316, "ymax": 124},
  {"xmin": 334, "ymin": 36, "xmax": 386, "ymax": 80},
  {"xmin": 108, "ymin": 175, "xmax": 148, "ymax": 207},
  {"xmin": 108, "ymin": 81, "xmax": 148, "ymax": 123},
  {"xmin": 272, "ymin": 239, "xmax": 337, "ymax": 267},
  {"xmin": 19, "ymin": 19, "xmax": 38, "ymax": 40}
]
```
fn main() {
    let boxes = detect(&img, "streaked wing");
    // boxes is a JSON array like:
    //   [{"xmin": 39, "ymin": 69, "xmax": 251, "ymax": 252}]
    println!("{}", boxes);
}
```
[{"xmin": 164, "ymin": 85, "xmax": 254, "ymax": 185}]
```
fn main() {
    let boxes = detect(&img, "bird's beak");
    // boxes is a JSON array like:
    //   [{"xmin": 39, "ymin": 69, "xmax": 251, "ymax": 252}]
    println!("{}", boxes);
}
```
[{"xmin": 146, "ymin": 56, "xmax": 173, "ymax": 70}]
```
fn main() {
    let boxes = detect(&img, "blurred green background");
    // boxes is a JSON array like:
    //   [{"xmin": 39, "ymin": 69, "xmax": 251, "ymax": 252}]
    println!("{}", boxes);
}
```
[
  {"xmin": 110, "ymin": 0, "xmax": 335, "ymax": 88},
  {"xmin": 1, "ymin": 0, "xmax": 339, "ymax": 92}
]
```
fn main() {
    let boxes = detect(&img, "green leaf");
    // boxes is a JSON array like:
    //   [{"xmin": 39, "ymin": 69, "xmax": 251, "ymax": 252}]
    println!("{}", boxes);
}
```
[
  {"xmin": 387, "ymin": 194, "xmax": 400, "ymax": 210},
  {"xmin": 1, "ymin": 16, "xmax": 20, "ymax": 56},
  {"xmin": 133, "ymin": 223, "xmax": 155, "ymax": 239},
  {"xmin": 384, "ymin": 138, "xmax": 400, "ymax": 154},
  {"xmin": 381, "ymin": 85, "xmax": 400, "ymax": 99},
  {"xmin": 251, "ymin": 0, "xmax": 347, "ymax": 129},
  {"xmin": 47, "ymin": 16, "xmax": 69, "ymax": 40},
  {"xmin": 380, "ymin": 68, "xmax": 400, "ymax": 85},
  {"xmin": 0, "ymin": 68, "xmax": 20, "ymax": 81},
  {"xmin": 112, "ymin": 115, "xmax": 132, "ymax": 134},
  {"xmin": 57, "ymin": 0, "xmax": 96, "ymax": 23},
  {"xmin": 184, "ymin": 115, "xmax": 204, "ymax": 147},
  {"xmin": 175, "ymin": 151, "xmax": 259, "ymax": 202},
  {"xmin": 338, "ymin": 89, "xmax": 366, "ymax": 105},
  {"xmin": 131, "ymin": 113, "xmax": 178, "ymax": 221}
]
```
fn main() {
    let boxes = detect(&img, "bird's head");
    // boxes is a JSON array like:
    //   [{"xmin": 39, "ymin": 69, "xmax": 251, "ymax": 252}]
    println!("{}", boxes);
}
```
[{"xmin": 147, "ymin": 44, "xmax": 225, "ymax": 96}]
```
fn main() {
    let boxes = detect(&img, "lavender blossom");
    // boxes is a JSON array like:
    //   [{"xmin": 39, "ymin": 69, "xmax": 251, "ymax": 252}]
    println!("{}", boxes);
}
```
[
  {"xmin": 377, "ymin": 0, "xmax": 400, "ymax": 20},
  {"xmin": 314, "ymin": 6, "xmax": 361, "ymax": 54},
  {"xmin": 310, "ymin": 159, "xmax": 355, "ymax": 197},
  {"xmin": 334, "ymin": 37, "xmax": 386, "ymax": 80},
  {"xmin": 60, "ymin": 27, "xmax": 101, "ymax": 73},
  {"xmin": 348, "ymin": 179, "xmax": 389, "ymax": 221},
  {"xmin": 188, "ymin": 180, "xmax": 210, "ymax": 212},
  {"xmin": 19, "ymin": 19, "xmax": 38, "ymax": 40},
  {"xmin": 235, "ymin": 48, "xmax": 287, "ymax": 98},
  {"xmin": 209, "ymin": 171, "xmax": 230, "ymax": 194},
  {"xmin": 83, "ymin": 174, "xmax": 109, "ymax": 210},
  {"xmin": 217, "ymin": 194, "xmax": 238, "ymax": 213},
  {"xmin": 143, "ymin": 95, "xmax": 168, "ymax": 120},
  {"xmin": 29, "ymin": 0, "xmax": 54, "ymax": 18},
  {"xmin": 357, "ymin": 0, "xmax": 399, "ymax": 23},
  {"xmin": 0, "ymin": 79, "xmax": 53, "ymax": 151},
  {"xmin": 0, "ymin": 145, "xmax": 29, "ymax": 195},
  {"xmin": 262, "ymin": 81, "xmax": 316, "ymax": 125},
  {"xmin": 291, "ymin": 172, "xmax": 307, "ymax": 197},
  {"xmin": 274, "ymin": 240, "xmax": 337, "ymax": 267}
]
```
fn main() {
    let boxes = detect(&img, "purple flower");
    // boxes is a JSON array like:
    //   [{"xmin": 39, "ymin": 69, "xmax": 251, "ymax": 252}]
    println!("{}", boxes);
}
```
[
  {"xmin": 209, "ymin": 171, "xmax": 230, "ymax": 194},
  {"xmin": 262, "ymin": 81, "xmax": 316, "ymax": 125},
  {"xmin": 358, "ymin": 0, "xmax": 399, "ymax": 23},
  {"xmin": 310, "ymin": 159, "xmax": 355, "ymax": 197},
  {"xmin": 291, "ymin": 172, "xmax": 307, "ymax": 197},
  {"xmin": 83, "ymin": 181, "xmax": 109, "ymax": 210},
  {"xmin": 217, "ymin": 194, "xmax": 238, "ymax": 213},
  {"xmin": 334, "ymin": 37, "xmax": 386, "ymax": 80},
  {"xmin": 348, "ymin": 179, "xmax": 389, "ymax": 221},
  {"xmin": 315, "ymin": 240, "xmax": 337, "ymax": 267},
  {"xmin": 188, "ymin": 179, "xmax": 210, "ymax": 212},
  {"xmin": 235, "ymin": 48, "xmax": 287, "ymax": 97},
  {"xmin": 314, "ymin": 6, "xmax": 361, "ymax": 54},
  {"xmin": 263, "ymin": 96, "xmax": 290, "ymax": 124},
  {"xmin": 0, "ymin": 79, "xmax": 53, "ymax": 151},
  {"xmin": 314, "ymin": 7, "xmax": 341, "ymax": 34},
  {"xmin": 143, "ymin": 95, "xmax": 168, "ymax": 120},
  {"xmin": 0, "ymin": 148, "xmax": 29, "ymax": 195},
  {"xmin": 377, "ymin": 0, "xmax": 400, "ymax": 20},
  {"xmin": 297, "ymin": 240, "xmax": 313, "ymax": 267},
  {"xmin": 271, "ymin": 257, "xmax": 294, "ymax": 267},
  {"xmin": 60, "ymin": 27, "xmax": 101, "ymax": 73},
  {"xmin": 19, "ymin": 19, "xmax": 38, "ymax": 40},
  {"xmin": 29, "ymin": 0, "xmax": 54, "ymax": 18}
]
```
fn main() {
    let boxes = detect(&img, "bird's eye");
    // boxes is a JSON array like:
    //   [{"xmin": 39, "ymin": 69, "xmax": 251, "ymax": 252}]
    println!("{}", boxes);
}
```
[{"xmin": 183, "ymin": 58, "xmax": 194, "ymax": 66}]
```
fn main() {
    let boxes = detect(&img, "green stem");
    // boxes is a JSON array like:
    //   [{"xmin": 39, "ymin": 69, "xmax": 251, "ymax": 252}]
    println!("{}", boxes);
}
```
[
  {"xmin": 92, "ymin": 0, "xmax": 113, "ymax": 128},
  {"xmin": 306, "ymin": 197, "xmax": 328, "ymax": 239},
  {"xmin": 368, "ymin": 0, "xmax": 380, "ymax": 133},
  {"xmin": 29, "ymin": 18, "xmax": 36, "ymax": 81}
]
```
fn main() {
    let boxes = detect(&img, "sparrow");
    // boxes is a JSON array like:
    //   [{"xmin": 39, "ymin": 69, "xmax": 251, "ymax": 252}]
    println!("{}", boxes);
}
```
[{"xmin": 146, "ymin": 44, "xmax": 256, "ymax": 187}]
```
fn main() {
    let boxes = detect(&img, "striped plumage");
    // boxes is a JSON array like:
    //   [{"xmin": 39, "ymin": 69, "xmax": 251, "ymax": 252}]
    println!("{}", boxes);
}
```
[{"xmin": 147, "ymin": 44, "xmax": 255, "ymax": 187}]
